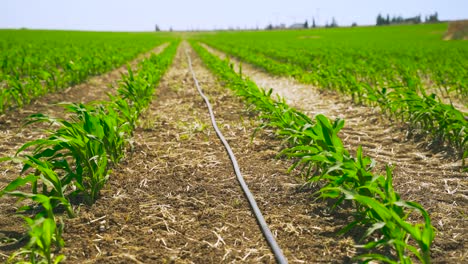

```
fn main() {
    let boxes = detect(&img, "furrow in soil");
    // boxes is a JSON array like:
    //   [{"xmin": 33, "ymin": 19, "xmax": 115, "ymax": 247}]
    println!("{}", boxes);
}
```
[{"xmin": 60, "ymin": 42, "xmax": 356, "ymax": 263}]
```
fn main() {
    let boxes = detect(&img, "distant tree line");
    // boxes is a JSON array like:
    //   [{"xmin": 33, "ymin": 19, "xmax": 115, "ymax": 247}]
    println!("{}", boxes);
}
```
[
  {"xmin": 264, "ymin": 11, "xmax": 440, "ymax": 31},
  {"xmin": 376, "ymin": 12, "xmax": 439, "ymax": 26},
  {"xmin": 265, "ymin": 17, "xmax": 339, "ymax": 30}
]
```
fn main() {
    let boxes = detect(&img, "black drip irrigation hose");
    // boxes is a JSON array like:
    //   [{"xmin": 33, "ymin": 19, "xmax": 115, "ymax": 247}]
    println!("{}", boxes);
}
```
[{"xmin": 185, "ymin": 49, "xmax": 288, "ymax": 264}]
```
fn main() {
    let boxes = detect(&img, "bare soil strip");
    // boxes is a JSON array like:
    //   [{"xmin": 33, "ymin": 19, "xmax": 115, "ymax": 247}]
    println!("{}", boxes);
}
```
[
  {"xmin": 0, "ymin": 43, "xmax": 168, "ymax": 260},
  {"xmin": 1, "ymin": 40, "xmax": 465, "ymax": 263},
  {"xmin": 54, "ymin": 42, "xmax": 359, "ymax": 263},
  {"xmin": 201, "ymin": 44, "xmax": 468, "ymax": 263}
]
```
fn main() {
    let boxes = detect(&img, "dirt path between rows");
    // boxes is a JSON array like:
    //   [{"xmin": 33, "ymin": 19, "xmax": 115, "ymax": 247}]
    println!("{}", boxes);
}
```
[
  {"xmin": 1, "ymin": 39, "xmax": 466, "ymax": 263},
  {"xmin": 201, "ymin": 43, "xmax": 468, "ymax": 263},
  {"xmin": 55, "ymin": 42, "xmax": 361, "ymax": 263},
  {"xmin": 0, "ymin": 43, "xmax": 168, "ymax": 260}
]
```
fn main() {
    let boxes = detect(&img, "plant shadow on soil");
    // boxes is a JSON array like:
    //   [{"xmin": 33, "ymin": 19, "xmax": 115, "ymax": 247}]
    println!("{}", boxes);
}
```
[
  {"xmin": 0, "ymin": 230, "xmax": 27, "ymax": 252},
  {"xmin": 294, "ymin": 182, "xmax": 399, "ymax": 262},
  {"xmin": 1, "ymin": 43, "xmax": 465, "ymax": 263},
  {"xmin": 54, "ymin": 45, "xmax": 363, "ymax": 263}
]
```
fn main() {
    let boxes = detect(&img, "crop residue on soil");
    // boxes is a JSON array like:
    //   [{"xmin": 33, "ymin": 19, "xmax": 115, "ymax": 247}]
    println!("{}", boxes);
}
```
[
  {"xmin": 58, "ymin": 42, "xmax": 357, "ymax": 263},
  {"xmin": 200, "ymin": 43, "xmax": 468, "ymax": 263},
  {"xmin": 0, "ymin": 40, "xmax": 466, "ymax": 263}
]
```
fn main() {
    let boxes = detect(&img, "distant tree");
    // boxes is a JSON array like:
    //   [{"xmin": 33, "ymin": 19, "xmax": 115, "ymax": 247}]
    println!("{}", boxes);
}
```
[
  {"xmin": 376, "ymin": 14, "xmax": 384, "ymax": 25},
  {"xmin": 351, "ymin": 22, "xmax": 357, "ymax": 27},
  {"xmin": 403, "ymin": 15, "xmax": 420, "ymax": 24},
  {"xmin": 169, "ymin": 27, "xmax": 173, "ymax": 32},
  {"xmin": 266, "ymin": 24, "xmax": 273, "ymax": 30},
  {"xmin": 304, "ymin": 20, "xmax": 309, "ymax": 29},
  {"xmin": 426, "ymin": 12, "xmax": 439, "ymax": 23},
  {"xmin": 155, "ymin": 24, "xmax": 160, "ymax": 31},
  {"xmin": 377, "ymin": 13, "xmax": 432, "ymax": 25},
  {"xmin": 312, "ymin": 18, "xmax": 316, "ymax": 28},
  {"xmin": 415, "ymin": 14, "xmax": 422, "ymax": 24},
  {"xmin": 330, "ymin": 17, "xmax": 338, "ymax": 27}
]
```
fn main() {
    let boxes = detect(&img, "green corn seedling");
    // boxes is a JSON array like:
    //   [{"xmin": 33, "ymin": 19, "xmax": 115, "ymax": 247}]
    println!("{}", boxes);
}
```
[{"xmin": 192, "ymin": 41, "xmax": 435, "ymax": 263}]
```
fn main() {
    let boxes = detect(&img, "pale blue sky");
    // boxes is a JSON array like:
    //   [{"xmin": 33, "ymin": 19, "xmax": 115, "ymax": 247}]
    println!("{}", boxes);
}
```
[{"xmin": 2, "ymin": 0, "xmax": 467, "ymax": 31}]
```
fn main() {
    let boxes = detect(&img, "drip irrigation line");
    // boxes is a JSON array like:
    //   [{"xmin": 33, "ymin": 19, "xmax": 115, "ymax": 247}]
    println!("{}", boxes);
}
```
[{"xmin": 185, "ymin": 49, "xmax": 288, "ymax": 264}]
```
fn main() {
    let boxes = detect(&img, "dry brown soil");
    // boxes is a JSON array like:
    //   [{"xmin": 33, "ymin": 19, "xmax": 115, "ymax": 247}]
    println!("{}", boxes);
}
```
[
  {"xmin": 444, "ymin": 20, "xmax": 468, "ymax": 40},
  {"xmin": 57, "ymin": 43, "xmax": 360, "ymax": 263},
  {"xmin": 0, "ymin": 40, "xmax": 466, "ymax": 264},
  {"xmin": 0, "ymin": 42, "xmax": 358, "ymax": 263},
  {"xmin": 0, "ymin": 43, "xmax": 167, "ymax": 261},
  {"xmin": 201, "ymin": 43, "xmax": 468, "ymax": 263}
]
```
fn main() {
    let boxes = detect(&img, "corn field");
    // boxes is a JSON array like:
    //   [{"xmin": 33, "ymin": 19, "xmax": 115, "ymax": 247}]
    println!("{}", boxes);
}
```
[{"xmin": 0, "ymin": 24, "xmax": 466, "ymax": 263}]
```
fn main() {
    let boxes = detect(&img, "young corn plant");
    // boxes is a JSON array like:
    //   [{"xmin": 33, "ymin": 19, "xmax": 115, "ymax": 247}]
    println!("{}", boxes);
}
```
[
  {"xmin": 0, "ymin": 30, "xmax": 172, "ymax": 114},
  {"xmin": 192, "ymin": 41, "xmax": 435, "ymax": 263},
  {"xmin": 0, "ymin": 40, "xmax": 180, "ymax": 263},
  {"xmin": 0, "ymin": 156, "xmax": 75, "ymax": 218},
  {"xmin": 199, "ymin": 37, "xmax": 468, "ymax": 159},
  {"xmin": 6, "ymin": 194, "xmax": 66, "ymax": 264},
  {"xmin": 112, "ymin": 67, "xmax": 153, "ymax": 132},
  {"xmin": 320, "ymin": 167, "xmax": 434, "ymax": 264},
  {"xmin": 19, "ymin": 106, "xmax": 110, "ymax": 205},
  {"xmin": 0, "ymin": 168, "xmax": 68, "ymax": 264}
]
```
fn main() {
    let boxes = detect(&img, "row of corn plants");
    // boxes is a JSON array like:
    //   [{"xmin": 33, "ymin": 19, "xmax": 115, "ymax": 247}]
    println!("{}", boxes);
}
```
[
  {"xmin": 195, "ymin": 24, "xmax": 468, "ymax": 103},
  {"xmin": 196, "ymin": 30, "xmax": 468, "ymax": 164},
  {"xmin": 0, "ymin": 30, "xmax": 170, "ymax": 114},
  {"xmin": 192, "ymin": 41, "xmax": 435, "ymax": 264},
  {"xmin": 0, "ymin": 40, "xmax": 179, "ymax": 263}
]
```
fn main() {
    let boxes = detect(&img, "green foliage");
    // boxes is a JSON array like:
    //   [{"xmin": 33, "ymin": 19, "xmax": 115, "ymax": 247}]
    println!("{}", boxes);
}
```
[
  {"xmin": 0, "ymin": 29, "xmax": 172, "ymax": 113},
  {"xmin": 6, "ymin": 194, "xmax": 65, "ymax": 264},
  {"xmin": 194, "ymin": 24, "xmax": 468, "ymax": 158},
  {"xmin": 0, "ymin": 40, "xmax": 180, "ymax": 263},
  {"xmin": 192, "ymin": 41, "xmax": 435, "ymax": 263},
  {"xmin": 19, "ymin": 106, "xmax": 112, "ymax": 205}
]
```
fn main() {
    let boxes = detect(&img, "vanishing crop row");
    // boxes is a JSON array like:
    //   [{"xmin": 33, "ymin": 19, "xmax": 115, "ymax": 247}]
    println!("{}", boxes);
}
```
[
  {"xmin": 0, "ymin": 40, "xmax": 179, "ymax": 263},
  {"xmin": 195, "ymin": 26, "xmax": 468, "ymax": 163},
  {"xmin": 192, "ymin": 41, "xmax": 435, "ymax": 264},
  {"xmin": 196, "ymin": 24, "xmax": 467, "ymax": 102},
  {"xmin": 0, "ymin": 30, "xmax": 170, "ymax": 113}
]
